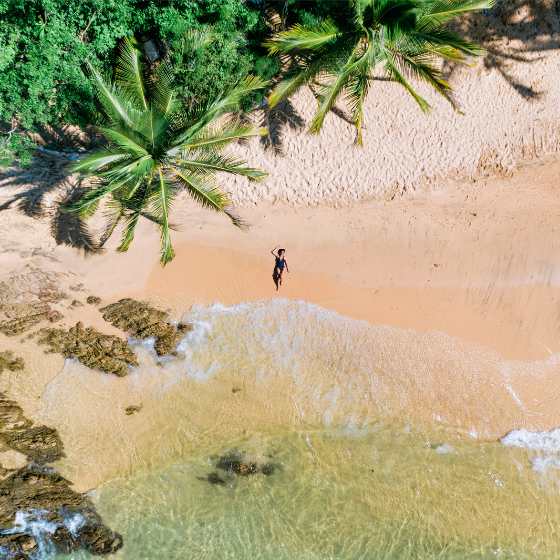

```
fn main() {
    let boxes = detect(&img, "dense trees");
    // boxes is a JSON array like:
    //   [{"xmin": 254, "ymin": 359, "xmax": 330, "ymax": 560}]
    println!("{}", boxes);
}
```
[{"xmin": 0, "ymin": 0, "xmax": 272, "ymax": 164}]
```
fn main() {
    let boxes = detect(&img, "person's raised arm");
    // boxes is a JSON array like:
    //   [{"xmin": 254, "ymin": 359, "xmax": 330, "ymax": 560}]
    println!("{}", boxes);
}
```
[{"xmin": 271, "ymin": 247, "xmax": 278, "ymax": 257}]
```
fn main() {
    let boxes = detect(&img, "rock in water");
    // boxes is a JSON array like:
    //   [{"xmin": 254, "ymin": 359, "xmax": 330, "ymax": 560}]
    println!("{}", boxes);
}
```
[
  {"xmin": 0, "ymin": 466, "xmax": 122, "ymax": 558},
  {"xmin": 0, "ymin": 392, "xmax": 122, "ymax": 558},
  {"xmin": 214, "ymin": 450, "xmax": 278, "ymax": 478},
  {"xmin": 37, "ymin": 321, "xmax": 138, "ymax": 376},
  {"xmin": 0, "ymin": 393, "xmax": 63, "ymax": 464},
  {"xmin": 100, "ymin": 298, "xmax": 191, "ymax": 356}
]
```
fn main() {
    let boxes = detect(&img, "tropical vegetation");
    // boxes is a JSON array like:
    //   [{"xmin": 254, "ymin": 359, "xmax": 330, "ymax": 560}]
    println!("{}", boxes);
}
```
[
  {"xmin": 266, "ymin": 0, "xmax": 493, "ymax": 143},
  {"xmin": 0, "ymin": 0, "xmax": 496, "ymax": 262},
  {"xmin": 68, "ymin": 39, "xmax": 267, "ymax": 264}
]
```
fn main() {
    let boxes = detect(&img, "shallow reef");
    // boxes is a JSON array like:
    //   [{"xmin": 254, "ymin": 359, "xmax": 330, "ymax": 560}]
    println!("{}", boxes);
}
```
[
  {"xmin": 0, "ymin": 393, "xmax": 122, "ymax": 558},
  {"xmin": 37, "ymin": 321, "xmax": 138, "ymax": 376},
  {"xmin": 101, "ymin": 298, "xmax": 191, "ymax": 356}
]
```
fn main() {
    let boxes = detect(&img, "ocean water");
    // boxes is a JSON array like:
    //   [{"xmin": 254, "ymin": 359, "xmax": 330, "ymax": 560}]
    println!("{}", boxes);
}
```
[{"xmin": 22, "ymin": 300, "xmax": 560, "ymax": 559}]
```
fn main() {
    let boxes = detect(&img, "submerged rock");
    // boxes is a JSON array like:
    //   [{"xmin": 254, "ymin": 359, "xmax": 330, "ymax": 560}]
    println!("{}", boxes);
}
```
[
  {"xmin": 100, "ymin": 298, "xmax": 191, "ymax": 356},
  {"xmin": 86, "ymin": 296, "xmax": 101, "ymax": 306},
  {"xmin": 124, "ymin": 405, "xmax": 142, "ymax": 416},
  {"xmin": 37, "ymin": 321, "xmax": 138, "ymax": 376},
  {"xmin": 0, "ymin": 352, "xmax": 24, "ymax": 374},
  {"xmin": 214, "ymin": 450, "xmax": 278, "ymax": 478},
  {"xmin": 0, "ymin": 392, "xmax": 122, "ymax": 558}
]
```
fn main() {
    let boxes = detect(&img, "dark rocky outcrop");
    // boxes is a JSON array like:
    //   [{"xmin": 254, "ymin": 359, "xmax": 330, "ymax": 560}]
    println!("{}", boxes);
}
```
[
  {"xmin": 0, "ymin": 352, "xmax": 24, "ymax": 375},
  {"xmin": 100, "ymin": 298, "xmax": 191, "ymax": 356},
  {"xmin": 200, "ymin": 450, "xmax": 278, "ymax": 486},
  {"xmin": 0, "ymin": 394, "xmax": 63, "ymax": 464},
  {"xmin": 37, "ymin": 321, "xmax": 138, "ymax": 376},
  {"xmin": 0, "ymin": 392, "xmax": 122, "ymax": 559},
  {"xmin": 86, "ymin": 296, "xmax": 101, "ymax": 306},
  {"xmin": 0, "ymin": 466, "xmax": 123, "ymax": 558},
  {"xmin": 124, "ymin": 405, "xmax": 142, "ymax": 416}
]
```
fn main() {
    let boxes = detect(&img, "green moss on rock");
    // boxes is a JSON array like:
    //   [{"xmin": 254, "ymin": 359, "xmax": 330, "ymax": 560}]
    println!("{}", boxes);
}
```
[
  {"xmin": 37, "ymin": 322, "xmax": 138, "ymax": 376},
  {"xmin": 101, "ymin": 299, "xmax": 191, "ymax": 356}
]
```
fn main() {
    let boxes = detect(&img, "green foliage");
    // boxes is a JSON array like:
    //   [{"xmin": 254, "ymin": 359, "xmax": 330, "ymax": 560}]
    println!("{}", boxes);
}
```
[
  {"xmin": 0, "ymin": 133, "xmax": 35, "ymax": 168},
  {"xmin": 0, "ymin": 0, "xmax": 271, "ymax": 135},
  {"xmin": 0, "ymin": 0, "xmax": 137, "ymax": 129},
  {"xmin": 68, "ymin": 40, "xmax": 267, "ymax": 264},
  {"xmin": 266, "ymin": 0, "xmax": 494, "ymax": 143}
]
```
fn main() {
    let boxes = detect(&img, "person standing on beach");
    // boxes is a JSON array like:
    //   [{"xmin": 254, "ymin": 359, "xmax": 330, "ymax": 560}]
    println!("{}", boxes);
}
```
[{"xmin": 271, "ymin": 247, "xmax": 289, "ymax": 290}]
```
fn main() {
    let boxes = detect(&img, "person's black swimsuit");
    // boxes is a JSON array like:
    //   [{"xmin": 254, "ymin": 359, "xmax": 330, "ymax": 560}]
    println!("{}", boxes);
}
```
[{"xmin": 275, "ymin": 257, "xmax": 286, "ymax": 271}]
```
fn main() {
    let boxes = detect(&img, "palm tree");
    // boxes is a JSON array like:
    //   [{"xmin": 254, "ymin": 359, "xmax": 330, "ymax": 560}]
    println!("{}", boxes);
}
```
[
  {"xmin": 265, "ymin": 0, "xmax": 493, "ymax": 144},
  {"xmin": 68, "ymin": 38, "xmax": 267, "ymax": 264}
]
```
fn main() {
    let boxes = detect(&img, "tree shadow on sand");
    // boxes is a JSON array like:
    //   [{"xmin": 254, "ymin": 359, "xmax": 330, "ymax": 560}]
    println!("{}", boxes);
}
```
[
  {"xmin": 0, "ymin": 126, "xmax": 100, "ymax": 254},
  {"xmin": 260, "ymin": 99, "xmax": 305, "ymax": 155},
  {"xmin": 447, "ymin": 0, "xmax": 560, "ymax": 100}
]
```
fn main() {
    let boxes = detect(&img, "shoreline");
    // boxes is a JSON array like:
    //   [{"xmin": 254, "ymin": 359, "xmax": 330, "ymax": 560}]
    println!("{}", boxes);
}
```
[{"xmin": 0, "ymin": 154, "xmax": 560, "ymax": 492}]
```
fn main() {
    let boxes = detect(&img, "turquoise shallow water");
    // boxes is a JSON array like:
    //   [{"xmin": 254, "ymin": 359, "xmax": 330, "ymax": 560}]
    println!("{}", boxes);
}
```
[
  {"xmin": 58, "ymin": 426, "xmax": 560, "ymax": 560},
  {"xmin": 18, "ymin": 300, "xmax": 560, "ymax": 558}
]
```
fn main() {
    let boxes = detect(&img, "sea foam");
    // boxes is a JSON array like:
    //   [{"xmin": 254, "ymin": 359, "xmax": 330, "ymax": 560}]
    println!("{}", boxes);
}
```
[{"xmin": 501, "ymin": 428, "xmax": 560, "ymax": 473}]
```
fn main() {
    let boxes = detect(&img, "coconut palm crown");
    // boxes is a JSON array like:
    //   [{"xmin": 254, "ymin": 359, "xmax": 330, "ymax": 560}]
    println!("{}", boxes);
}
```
[
  {"xmin": 68, "ymin": 39, "xmax": 267, "ymax": 264},
  {"xmin": 266, "ymin": 0, "xmax": 493, "ymax": 144}
]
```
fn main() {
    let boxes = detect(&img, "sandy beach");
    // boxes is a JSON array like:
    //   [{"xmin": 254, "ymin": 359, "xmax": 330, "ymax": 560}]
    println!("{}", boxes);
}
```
[
  {"xmin": 0, "ymin": 148, "xmax": 559, "ymax": 493},
  {"xmin": 2, "ymin": 3, "xmax": 560, "ymax": 558}
]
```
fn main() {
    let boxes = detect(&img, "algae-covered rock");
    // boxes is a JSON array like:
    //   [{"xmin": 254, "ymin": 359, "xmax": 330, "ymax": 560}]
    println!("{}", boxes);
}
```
[
  {"xmin": 0, "ymin": 465, "xmax": 123, "ymax": 558},
  {"xmin": 0, "ymin": 393, "xmax": 63, "ymax": 464},
  {"xmin": 37, "ymin": 322, "xmax": 138, "ymax": 376},
  {"xmin": 125, "ymin": 404, "xmax": 142, "ymax": 416},
  {"xmin": 214, "ymin": 450, "xmax": 278, "ymax": 478},
  {"xmin": 101, "ymin": 298, "xmax": 191, "ymax": 356},
  {"xmin": 0, "ymin": 352, "xmax": 24, "ymax": 374},
  {"xmin": 86, "ymin": 296, "xmax": 101, "ymax": 305},
  {"xmin": 0, "ymin": 393, "xmax": 123, "ymax": 558}
]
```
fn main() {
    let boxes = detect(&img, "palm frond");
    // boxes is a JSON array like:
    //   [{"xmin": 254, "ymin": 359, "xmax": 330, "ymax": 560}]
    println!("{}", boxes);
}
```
[
  {"xmin": 419, "ymin": 0, "xmax": 494, "ymax": 26},
  {"xmin": 72, "ymin": 150, "xmax": 129, "ymax": 174},
  {"xmin": 170, "ymin": 122, "xmax": 266, "ymax": 154},
  {"xmin": 151, "ymin": 60, "xmax": 177, "ymax": 116},
  {"xmin": 345, "ymin": 70, "xmax": 370, "ymax": 145},
  {"xmin": 310, "ymin": 47, "xmax": 365, "ymax": 134},
  {"xmin": 99, "ymin": 126, "xmax": 149, "ymax": 158},
  {"xmin": 177, "ymin": 75, "xmax": 268, "ymax": 143},
  {"xmin": 268, "ymin": 56, "xmax": 329, "ymax": 108},
  {"xmin": 64, "ymin": 179, "xmax": 131, "ymax": 216},
  {"xmin": 86, "ymin": 61, "xmax": 135, "ymax": 127},
  {"xmin": 395, "ymin": 50, "xmax": 456, "ymax": 108},
  {"xmin": 151, "ymin": 169, "xmax": 175, "ymax": 264},
  {"xmin": 265, "ymin": 21, "xmax": 341, "ymax": 54},
  {"xmin": 410, "ymin": 29, "xmax": 484, "ymax": 58},
  {"xmin": 384, "ymin": 54, "xmax": 431, "ymax": 112},
  {"xmin": 174, "ymin": 171, "xmax": 244, "ymax": 228},
  {"xmin": 180, "ymin": 153, "xmax": 267, "ymax": 181},
  {"xmin": 115, "ymin": 38, "xmax": 149, "ymax": 110}
]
